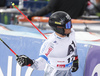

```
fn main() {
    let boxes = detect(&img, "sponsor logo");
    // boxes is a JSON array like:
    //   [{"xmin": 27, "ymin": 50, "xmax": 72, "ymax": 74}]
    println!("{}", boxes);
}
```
[
  {"xmin": 66, "ymin": 14, "xmax": 71, "ymax": 20},
  {"xmin": 57, "ymin": 64, "xmax": 65, "ymax": 68},
  {"xmin": 45, "ymin": 47, "xmax": 53, "ymax": 56},
  {"xmin": 84, "ymin": 45, "xmax": 100, "ymax": 76},
  {"xmin": 57, "ymin": 62, "xmax": 73, "ymax": 68},
  {"xmin": 53, "ymin": 41, "xmax": 57, "ymax": 43},
  {"xmin": 57, "ymin": 61, "xmax": 65, "ymax": 62},
  {"xmin": 92, "ymin": 64, "xmax": 100, "ymax": 76},
  {"xmin": 55, "ymin": 21, "xmax": 61, "ymax": 25}
]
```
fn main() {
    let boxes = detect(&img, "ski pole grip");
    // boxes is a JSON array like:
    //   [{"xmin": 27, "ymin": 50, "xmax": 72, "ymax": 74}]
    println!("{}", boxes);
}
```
[{"xmin": 16, "ymin": 54, "xmax": 19, "ymax": 58}]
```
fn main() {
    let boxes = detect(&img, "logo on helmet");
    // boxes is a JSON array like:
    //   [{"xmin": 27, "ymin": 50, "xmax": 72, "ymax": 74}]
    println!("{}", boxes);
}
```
[
  {"xmin": 66, "ymin": 14, "xmax": 71, "ymax": 20},
  {"xmin": 55, "ymin": 21, "xmax": 61, "ymax": 25}
]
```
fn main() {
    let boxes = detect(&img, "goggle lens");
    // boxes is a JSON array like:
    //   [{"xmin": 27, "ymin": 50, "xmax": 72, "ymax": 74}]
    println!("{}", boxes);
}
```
[{"xmin": 65, "ymin": 21, "xmax": 71, "ymax": 29}]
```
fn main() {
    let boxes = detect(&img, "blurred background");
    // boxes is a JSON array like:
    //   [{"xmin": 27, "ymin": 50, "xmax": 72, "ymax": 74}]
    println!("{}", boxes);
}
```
[{"xmin": 0, "ymin": 0, "xmax": 100, "ymax": 33}]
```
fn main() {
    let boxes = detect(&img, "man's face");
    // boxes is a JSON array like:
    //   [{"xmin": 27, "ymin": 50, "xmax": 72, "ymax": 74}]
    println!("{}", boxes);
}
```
[{"xmin": 55, "ymin": 28, "xmax": 72, "ymax": 37}]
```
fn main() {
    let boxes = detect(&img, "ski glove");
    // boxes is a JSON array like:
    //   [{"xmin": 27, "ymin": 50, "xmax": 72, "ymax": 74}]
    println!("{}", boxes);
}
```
[
  {"xmin": 27, "ymin": 13, "xmax": 35, "ymax": 20},
  {"xmin": 16, "ymin": 55, "xmax": 34, "ymax": 67},
  {"xmin": 71, "ymin": 55, "xmax": 79, "ymax": 72}
]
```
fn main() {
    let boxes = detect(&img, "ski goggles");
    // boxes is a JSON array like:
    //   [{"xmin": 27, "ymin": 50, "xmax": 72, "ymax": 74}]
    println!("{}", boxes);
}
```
[{"xmin": 65, "ymin": 21, "xmax": 72, "ymax": 29}]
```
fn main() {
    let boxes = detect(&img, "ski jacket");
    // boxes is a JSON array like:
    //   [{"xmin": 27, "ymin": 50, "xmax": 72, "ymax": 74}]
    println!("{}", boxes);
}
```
[{"xmin": 31, "ymin": 29, "xmax": 77, "ymax": 70}]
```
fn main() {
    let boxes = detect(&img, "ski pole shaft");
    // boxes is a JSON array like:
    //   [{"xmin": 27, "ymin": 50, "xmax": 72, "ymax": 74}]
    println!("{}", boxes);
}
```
[
  {"xmin": 11, "ymin": 2, "xmax": 47, "ymax": 39},
  {"xmin": 0, "ymin": 38, "xmax": 18, "ymax": 57}
]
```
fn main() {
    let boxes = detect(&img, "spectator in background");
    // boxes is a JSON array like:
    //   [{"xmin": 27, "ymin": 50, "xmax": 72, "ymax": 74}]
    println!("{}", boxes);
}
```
[
  {"xmin": 86, "ymin": 0, "xmax": 100, "ymax": 16},
  {"xmin": 28, "ymin": 0, "xmax": 89, "ymax": 20}
]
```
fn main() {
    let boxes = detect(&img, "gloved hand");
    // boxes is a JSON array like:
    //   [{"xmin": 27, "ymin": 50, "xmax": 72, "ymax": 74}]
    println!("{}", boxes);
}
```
[
  {"xmin": 16, "ymin": 55, "xmax": 34, "ymax": 67},
  {"xmin": 71, "ymin": 55, "xmax": 79, "ymax": 72},
  {"xmin": 27, "ymin": 13, "xmax": 35, "ymax": 20}
]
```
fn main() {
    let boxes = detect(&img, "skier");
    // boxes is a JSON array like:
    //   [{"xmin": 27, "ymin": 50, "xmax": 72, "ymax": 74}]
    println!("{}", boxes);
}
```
[{"xmin": 16, "ymin": 11, "xmax": 79, "ymax": 76}]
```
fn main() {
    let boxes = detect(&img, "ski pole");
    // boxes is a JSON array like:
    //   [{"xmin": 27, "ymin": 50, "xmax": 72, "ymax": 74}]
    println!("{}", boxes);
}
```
[
  {"xmin": 0, "ymin": 38, "xmax": 18, "ymax": 57},
  {"xmin": 11, "ymin": 2, "xmax": 47, "ymax": 39}
]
